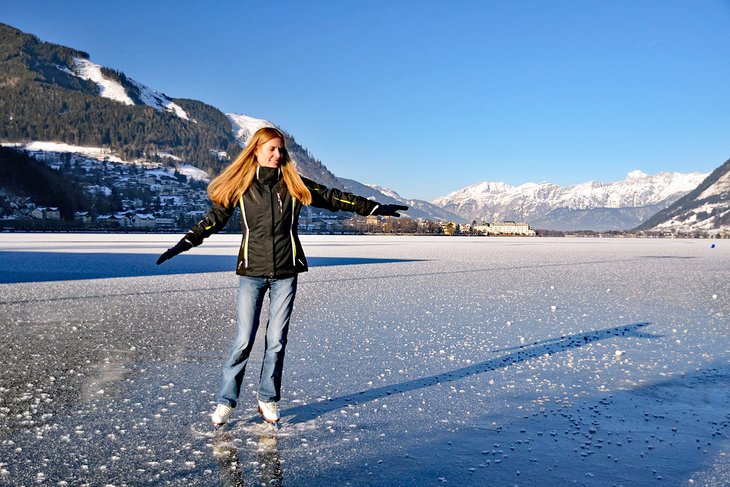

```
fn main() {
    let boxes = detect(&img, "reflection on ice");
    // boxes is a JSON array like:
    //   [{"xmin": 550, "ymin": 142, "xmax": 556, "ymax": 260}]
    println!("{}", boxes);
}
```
[{"xmin": 210, "ymin": 430, "xmax": 282, "ymax": 487}]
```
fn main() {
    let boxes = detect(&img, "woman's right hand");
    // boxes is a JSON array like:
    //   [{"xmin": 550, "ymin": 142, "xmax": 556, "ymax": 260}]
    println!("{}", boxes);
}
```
[{"xmin": 156, "ymin": 238, "xmax": 193, "ymax": 265}]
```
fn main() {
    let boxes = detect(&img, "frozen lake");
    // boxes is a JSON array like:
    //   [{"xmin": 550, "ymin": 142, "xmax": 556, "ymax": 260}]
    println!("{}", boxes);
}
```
[{"xmin": 0, "ymin": 234, "xmax": 727, "ymax": 486}]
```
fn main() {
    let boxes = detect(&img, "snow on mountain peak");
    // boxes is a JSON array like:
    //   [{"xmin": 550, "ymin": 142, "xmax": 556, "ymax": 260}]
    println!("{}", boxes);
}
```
[
  {"xmin": 69, "ymin": 58, "xmax": 189, "ymax": 120},
  {"xmin": 227, "ymin": 114, "xmax": 275, "ymax": 146},
  {"xmin": 626, "ymin": 169, "xmax": 647, "ymax": 179},
  {"xmin": 366, "ymin": 184, "xmax": 403, "ymax": 201},
  {"xmin": 433, "ymin": 170, "xmax": 709, "ymax": 230}
]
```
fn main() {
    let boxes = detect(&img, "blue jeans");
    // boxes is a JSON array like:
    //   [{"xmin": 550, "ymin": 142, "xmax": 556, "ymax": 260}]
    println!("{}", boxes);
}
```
[{"xmin": 217, "ymin": 275, "xmax": 298, "ymax": 407}]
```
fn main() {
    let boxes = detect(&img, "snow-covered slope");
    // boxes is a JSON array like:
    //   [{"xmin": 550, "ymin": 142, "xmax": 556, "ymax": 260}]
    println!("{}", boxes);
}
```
[
  {"xmin": 2, "ymin": 141, "xmax": 125, "ymax": 163},
  {"xmin": 227, "ymin": 114, "xmax": 275, "ymax": 146},
  {"xmin": 1, "ymin": 141, "xmax": 209, "ymax": 181},
  {"xmin": 71, "ymin": 58, "xmax": 134, "ymax": 106},
  {"xmin": 433, "ymin": 171, "xmax": 708, "ymax": 231},
  {"xmin": 176, "ymin": 164, "xmax": 210, "ymax": 181},
  {"xmin": 69, "ymin": 58, "xmax": 189, "ymax": 120},
  {"xmin": 366, "ymin": 184, "xmax": 405, "ymax": 202},
  {"xmin": 635, "ymin": 158, "xmax": 730, "ymax": 235}
]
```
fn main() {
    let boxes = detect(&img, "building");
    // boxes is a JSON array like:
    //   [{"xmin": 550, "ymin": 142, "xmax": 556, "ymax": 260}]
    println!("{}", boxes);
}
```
[
  {"xmin": 154, "ymin": 217, "xmax": 177, "ymax": 230},
  {"xmin": 74, "ymin": 211, "xmax": 92, "ymax": 223},
  {"xmin": 129, "ymin": 213, "xmax": 156, "ymax": 229},
  {"xmin": 30, "ymin": 207, "xmax": 61, "ymax": 220},
  {"xmin": 473, "ymin": 221, "xmax": 536, "ymax": 236},
  {"xmin": 441, "ymin": 221, "xmax": 457, "ymax": 236}
]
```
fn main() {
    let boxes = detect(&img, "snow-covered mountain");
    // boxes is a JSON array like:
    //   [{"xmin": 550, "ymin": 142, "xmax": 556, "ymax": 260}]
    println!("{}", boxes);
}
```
[
  {"xmin": 226, "ymin": 113, "xmax": 342, "ymax": 188},
  {"xmin": 634, "ymin": 158, "xmax": 730, "ymax": 235},
  {"xmin": 433, "ymin": 170, "xmax": 708, "ymax": 231},
  {"xmin": 335, "ymin": 179, "xmax": 463, "ymax": 222},
  {"xmin": 227, "ymin": 114, "xmax": 275, "ymax": 145},
  {"xmin": 1, "ymin": 23, "xmax": 719, "ymax": 230},
  {"xmin": 68, "ymin": 57, "xmax": 190, "ymax": 120}
]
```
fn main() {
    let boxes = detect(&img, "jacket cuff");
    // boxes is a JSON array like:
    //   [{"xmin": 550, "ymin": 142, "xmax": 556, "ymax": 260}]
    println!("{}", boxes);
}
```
[{"xmin": 184, "ymin": 232, "xmax": 201, "ymax": 247}]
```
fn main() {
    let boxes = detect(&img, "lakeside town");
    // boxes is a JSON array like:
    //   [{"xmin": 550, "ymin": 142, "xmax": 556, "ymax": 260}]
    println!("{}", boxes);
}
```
[
  {"xmin": 1, "ymin": 149, "xmax": 541, "ymax": 236},
  {"xmin": 2, "ymin": 149, "xmax": 726, "ymax": 239},
  {"xmin": 3, "ymin": 202, "xmax": 538, "ymax": 237}
]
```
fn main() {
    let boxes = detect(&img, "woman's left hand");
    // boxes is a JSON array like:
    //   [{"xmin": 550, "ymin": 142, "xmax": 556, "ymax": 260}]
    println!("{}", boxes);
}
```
[{"xmin": 372, "ymin": 204, "xmax": 409, "ymax": 217}]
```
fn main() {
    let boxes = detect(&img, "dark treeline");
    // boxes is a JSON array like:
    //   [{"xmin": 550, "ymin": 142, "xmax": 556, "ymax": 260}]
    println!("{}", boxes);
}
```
[
  {"xmin": 0, "ymin": 147, "xmax": 94, "ymax": 220},
  {"xmin": 0, "ymin": 83, "xmax": 238, "ymax": 171}
]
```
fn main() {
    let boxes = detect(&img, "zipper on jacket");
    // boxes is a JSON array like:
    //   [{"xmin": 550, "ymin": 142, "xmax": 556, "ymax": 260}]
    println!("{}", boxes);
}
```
[
  {"xmin": 290, "ymin": 196, "xmax": 297, "ymax": 266},
  {"xmin": 270, "ymin": 188, "xmax": 277, "ymax": 277},
  {"xmin": 239, "ymin": 195, "xmax": 249, "ymax": 269}
]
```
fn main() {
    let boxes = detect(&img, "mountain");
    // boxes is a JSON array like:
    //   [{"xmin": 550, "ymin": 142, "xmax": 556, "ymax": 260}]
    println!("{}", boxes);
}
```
[
  {"xmin": 0, "ymin": 23, "xmax": 236, "ymax": 170},
  {"xmin": 0, "ymin": 22, "xmax": 336, "ymax": 184},
  {"xmin": 634, "ymin": 158, "xmax": 730, "ymax": 235},
  {"xmin": 0, "ymin": 23, "xmax": 431, "ymax": 220},
  {"xmin": 2, "ymin": 21, "xmax": 718, "ymax": 232},
  {"xmin": 433, "ymin": 170, "xmax": 708, "ymax": 231},
  {"xmin": 227, "ymin": 114, "xmax": 340, "ymax": 189},
  {"xmin": 336, "ymin": 179, "xmax": 466, "ymax": 223}
]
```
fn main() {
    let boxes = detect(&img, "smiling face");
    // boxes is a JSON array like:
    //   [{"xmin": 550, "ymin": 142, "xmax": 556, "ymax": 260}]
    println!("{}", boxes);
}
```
[{"xmin": 255, "ymin": 137, "xmax": 285, "ymax": 168}]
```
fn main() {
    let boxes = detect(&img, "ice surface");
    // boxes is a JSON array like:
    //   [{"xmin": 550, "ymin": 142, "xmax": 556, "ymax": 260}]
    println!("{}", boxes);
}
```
[{"xmin": 0, "ymin": 234, "xmax": 727, "ymax": 485}]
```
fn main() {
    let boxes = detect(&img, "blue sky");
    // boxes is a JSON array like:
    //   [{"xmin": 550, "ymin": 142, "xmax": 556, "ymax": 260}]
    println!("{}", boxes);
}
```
[{"xmin": 3, "ymin": 0, "xmax": 730, "ymax": 200}]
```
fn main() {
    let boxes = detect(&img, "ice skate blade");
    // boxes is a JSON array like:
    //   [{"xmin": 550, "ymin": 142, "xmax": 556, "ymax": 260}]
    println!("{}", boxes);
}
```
[{"xmin": 258, "ymin": 406, "xmax": 280, "ymax": 424}]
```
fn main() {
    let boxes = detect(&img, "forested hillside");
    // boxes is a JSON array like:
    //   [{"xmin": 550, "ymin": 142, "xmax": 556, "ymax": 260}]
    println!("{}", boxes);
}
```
[
  {"xmin": 0, "ymin": 23, "xmax": 237, "ymax": 170},
  {"xmin": 0, "ymin": 147, "xmax": 97, "ymax": 219}
]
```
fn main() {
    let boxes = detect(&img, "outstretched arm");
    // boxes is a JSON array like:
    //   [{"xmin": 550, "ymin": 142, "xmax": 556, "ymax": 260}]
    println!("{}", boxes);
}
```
[
  {"xmin": 370, "ymin": 204, "xmax": 409, "ymax": 217},
  {"xmin": 156, "ymin": 203, "xmax": 234, "ymax": 265},
  {"xmin": 303, "ymin": 178, "xmax": 408, "ymax": 217}
]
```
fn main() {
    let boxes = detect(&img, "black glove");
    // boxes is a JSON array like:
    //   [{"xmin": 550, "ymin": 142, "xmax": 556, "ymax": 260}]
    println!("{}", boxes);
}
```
[
  {"xmin": 156, "ymin": 238, "xmax": 193, "ymax": 265},
  {"xmin": 372, "ymin": 204, "xmax": 409, "ymax": 217}
]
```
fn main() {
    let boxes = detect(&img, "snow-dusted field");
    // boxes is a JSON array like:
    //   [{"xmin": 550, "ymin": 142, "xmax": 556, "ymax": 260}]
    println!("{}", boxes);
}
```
[{"xmin": 0, "ymin": 234, "xmax": 727, "ymax": 486}]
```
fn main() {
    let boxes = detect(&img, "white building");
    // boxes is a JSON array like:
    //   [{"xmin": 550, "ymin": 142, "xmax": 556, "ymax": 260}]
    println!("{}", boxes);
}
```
[
  {"xmin": 474, "ymin": 221, "xmax": 536, "ymax": 236},
  {"xmin": 130, "ymin": 213, "xmax": 156, "ymax": 229}
]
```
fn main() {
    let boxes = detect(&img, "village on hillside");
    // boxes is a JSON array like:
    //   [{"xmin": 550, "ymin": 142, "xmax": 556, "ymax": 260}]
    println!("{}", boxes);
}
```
[
  {"xmin": 4, "ymin": 148, "xmax": 726, "ymax": 238},
  {"xmin": 1, "ymin": 150, "xmax": 541, "ymax": 236}
]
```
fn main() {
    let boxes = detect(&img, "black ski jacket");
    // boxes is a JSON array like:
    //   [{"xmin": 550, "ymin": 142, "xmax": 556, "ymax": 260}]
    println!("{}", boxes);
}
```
[{"xmin": 183, "ymin": 167, "xmax": 380, "ymax": 278}]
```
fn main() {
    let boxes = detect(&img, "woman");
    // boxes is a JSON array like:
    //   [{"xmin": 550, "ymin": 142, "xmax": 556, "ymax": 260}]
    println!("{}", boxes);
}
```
[{"xmin": 157, "ymin": 127, "xmax": 407, "ymax": 426}]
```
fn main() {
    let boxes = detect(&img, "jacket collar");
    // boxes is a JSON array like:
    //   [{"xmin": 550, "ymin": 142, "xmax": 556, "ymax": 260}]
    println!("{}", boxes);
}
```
[{"xmin": 256, "ymin": 165, "xmax": 281, "ymax": 186}]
